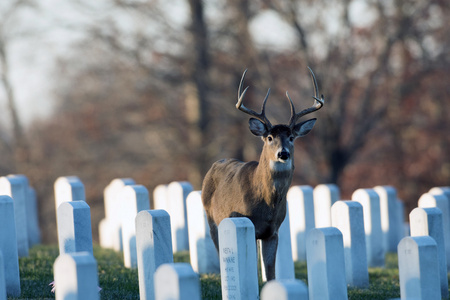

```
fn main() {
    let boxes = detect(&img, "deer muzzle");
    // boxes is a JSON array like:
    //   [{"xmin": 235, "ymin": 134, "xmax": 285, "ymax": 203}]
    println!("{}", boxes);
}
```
[{"xmin": 277, "ymin": 149, "xmax": 290, "ymax": 161}]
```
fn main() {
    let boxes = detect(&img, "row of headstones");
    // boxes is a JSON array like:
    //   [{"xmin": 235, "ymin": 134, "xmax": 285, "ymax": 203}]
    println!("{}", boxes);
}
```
[
  {"xmin": 51, "ymin": 175, "xmax": 98, "ymax": 299},
  {"xmin": 52, "ymin": 215, "xmax": 306, "ymax": 300},
  {"xmin": 91, "ymin": 176, "xmax": 450, "ymax": 298},
  {"xmin": 151, "ymin": 183, "xmax": 450, "ymax": 277},
  {"xmin": 100, "ymin": 180, "xmax": 404, "ymax": 278},
  {"xmin": 49, "ymin": 176, "xmax": 448, "ymax": 297},
  {"xmin": 120, "ymin": 181, "xmax": 450, "ymax": 299},
  {"xmin": 53, "ymin": 176, "xmax": 150, "ymax": 268},
  {"xmin": 97, "ymin": 180, "xmax": 192, "ymax": 253},
  {"xmin": 49, "ymin": 178, "xmax": 295, "ymax": 299},
  {"xmin": 0, "ymin": 174, "xmax": 41, "ymax": 298},
  {"xmin": 0, "ymin": 175, "xmax": 87, "ymax": 298},
  {"xmin": 52, "ymin": 185, "xmax": 308, "ymax": 300},
  {"xmin": 96, "ymin": 180, "xmax": 404, "ymax": 271},
  {"xmin": 56, "ymin": 178, "xmax": 198, "ymax": 270},
  {"xmin": 51, "ymin": 199, "xmax": 448, "ymax": 300},
  {"xmin": 0, "ymin": 172, "xmax": 444, "ymax": 299},
  {"xmin": 52, "ymin": 176, "xmax": 450, "ymax": 295}
]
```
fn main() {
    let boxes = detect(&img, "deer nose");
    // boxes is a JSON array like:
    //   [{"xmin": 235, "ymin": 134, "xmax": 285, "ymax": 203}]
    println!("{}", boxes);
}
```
[{"xmin": 278, "ymin": 150, "xmax": 290, "ymax": 161}]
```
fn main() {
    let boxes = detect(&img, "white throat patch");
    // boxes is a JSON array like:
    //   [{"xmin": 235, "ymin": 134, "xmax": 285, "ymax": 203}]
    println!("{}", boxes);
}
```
[{"xmin": 270, "ymin": 159, "xmax": 292, "ymax": 172}]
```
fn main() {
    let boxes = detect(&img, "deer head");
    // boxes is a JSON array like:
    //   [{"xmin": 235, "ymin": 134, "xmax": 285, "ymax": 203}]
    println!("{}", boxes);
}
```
[{"xmin": 236, "ymin": 68, "xmax": 324, "ymax": 169}]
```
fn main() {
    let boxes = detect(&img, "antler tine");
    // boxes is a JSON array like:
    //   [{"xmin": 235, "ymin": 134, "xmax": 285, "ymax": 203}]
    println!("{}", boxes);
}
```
[
  {"xmin": 308, "ymin": 66, "xmax": 325, "ymax": 105},
  {"xmin": 260, "ymin": 88, "xmax": 272, "ymax": 127},
  {"xmin": 308, "ymin": 66, "xmax": 319, "ymax": 98},
  {"xmin": 286, "ymin": 91, "xmax": 296, "ymax": 126},
  {"xmin": 288, "ymin": 67, "xmax": 325, "ymax": 128},
  {"xmin": 236, "ymin": 69, "xmax": 272, "ymax": 128},
  {"xmin": 237, "ymin": 69, "xmax": 248, "ymax": 100}
]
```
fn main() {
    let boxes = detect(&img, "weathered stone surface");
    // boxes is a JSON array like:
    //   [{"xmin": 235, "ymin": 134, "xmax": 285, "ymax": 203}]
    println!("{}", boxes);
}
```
[
  {"xmin": 398, "ymin": 236, "xmax": 441, "ymax": 300},
  {"xmin": 331, "ymin": 200, "xmax": 369, "ymax": 288},
  {"xmin": 306, "ymin": 227, "xmax": 348, "ymax": 300},
  {"xmin": 313, "ymin": 184, "xmax": 340, "ymax": 228},
  {"xmin": 219, "ymin": 217, "xmax": 259, "ymax": 300},
  {"xmin": 54, "ymin": 252, "xmax": 99, "ymax": 300},
  {"xmin": 0, "ymin": 196, "xmax": 20, "ymax": 296},
  {"xmin": 352, "ymin": 188, "xmax": 385, "ymax": 267},
  {"xmin": 57, "ymin": 201, "xmax": 93, "ymax": 255},
  {"xmin": 409, "ymin": 207, "xmax": 448, "ymax": 298},
  {"xmin": 287, "ymin": 185, "xmax": 315, "ymax": 262},
  {"xmin": 136, "ymin": 209, "xmax": 173, "ymax": 300},
  {"xmin": 186, "ymin": 191, "xmax": 219, "ymax": 274},
  {"xmin": 154, "ymin": 263, "xmax": 200, "ymax": 300}
]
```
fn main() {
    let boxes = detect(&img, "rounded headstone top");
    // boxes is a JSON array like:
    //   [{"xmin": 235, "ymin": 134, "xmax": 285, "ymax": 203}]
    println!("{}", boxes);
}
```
[
  {"xmin": 59, "ymin": 200, "xmax": 90, "ymax": 211},
  {"xmin": 0, "ymin": 194, "xmax": 14, "ymax": 203},
  {"xmin": 352, "ymin": 188, "xmax": 379, "ymax": 201},
  {"xmin": 219, "ymin": 217, "xmax": 254, "ymax": 230}
]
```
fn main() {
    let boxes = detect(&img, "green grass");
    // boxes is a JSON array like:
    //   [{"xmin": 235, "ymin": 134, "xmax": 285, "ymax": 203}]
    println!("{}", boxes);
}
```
[{"xmin": 11, "ymin": 245, "xmax": 405, "ymax": 299}]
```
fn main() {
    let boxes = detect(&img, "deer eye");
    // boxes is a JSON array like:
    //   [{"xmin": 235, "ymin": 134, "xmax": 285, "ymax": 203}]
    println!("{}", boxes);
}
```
[
  {"xmin": 267, "ymin": 136, "xmax": 273, "ymax": 142},
  {"xmin": 289, "ymin": 136, "xmax": 294, "ymax": 142}
]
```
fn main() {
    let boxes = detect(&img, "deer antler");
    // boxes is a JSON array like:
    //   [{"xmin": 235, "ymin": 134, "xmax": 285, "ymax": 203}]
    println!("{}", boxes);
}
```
[
  {"xmin": 236, "ymin": 69, "xmax": 273, "ymax": 129},
  {"xmin": 288, "ymin": 67, "xmax": 324, "ymax": 128}
]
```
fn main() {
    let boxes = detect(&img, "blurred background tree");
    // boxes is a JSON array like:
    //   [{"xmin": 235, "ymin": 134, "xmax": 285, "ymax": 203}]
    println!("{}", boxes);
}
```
[{"xmin": 0, "ymin": 0, "xmax": 448, "ymax": 243}]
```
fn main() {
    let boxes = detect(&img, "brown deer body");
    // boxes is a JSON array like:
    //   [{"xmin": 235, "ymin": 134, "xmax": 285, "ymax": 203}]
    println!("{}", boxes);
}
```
[{"xmin": 202, "ymin": 68, "xmax": 324, "ymax": 281}]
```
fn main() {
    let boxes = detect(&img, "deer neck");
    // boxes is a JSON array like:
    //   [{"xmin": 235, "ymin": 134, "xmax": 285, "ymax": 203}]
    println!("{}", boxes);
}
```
[{"xmin": 254, "ymin": 149, "xmax": 293, "ymax": 206}]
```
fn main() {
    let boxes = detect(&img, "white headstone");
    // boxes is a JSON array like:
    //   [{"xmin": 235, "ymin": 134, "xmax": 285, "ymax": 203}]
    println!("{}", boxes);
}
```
[
  {"xmin": 409, "ymin": 207, "xmax": 448, "ymax": 298},
  {"xmin": 352, "ymin": 188, "xmax": 385, "ymax": 267},
  {"xmin": 0, "ymin": 196, "xmax": 20, "ymax": 296},
  {"xmin": 395, "ymin": 199, "xmax": 406, "ymax": 247},
  {"xmin": 429, "ymin": 186, "xmax": 450, "ymax": 270},
  {"xmin": 429, "ymin": 186, "xmax": 450, "ymax": 201},
  {"xmin": 136, "ymin": 209, "xmax": 174, "ymax": 300},
  {"xmin": 313, "ymin": 184, "xmax": 340, "ymax": 228},
  {"xmin": 418, "ymin": 192, "xmax": 450, "ymax": 271},
  {"xmin": 54, "ymin": 252, "xmax": 99, "ymax": 300},
  {"xmin": 121, "ymin": 185, "xmax": 150, "ymax": 268},
  {"xmin": 99, "ymin": 178, "xmax": 135, "ymax": 250},
  {"xmin": 398, "ymin": 236, "xmax": 441, "ymax": 300},
  {"xmin": 98, "ymin": 219, "xmax": 116, "ymax": 250},
  {"xmin": 154, "ymin": 263, "xmax": 200, "ymax": 300},
  {"xmin": 261, "ymin": 279, "xmax": 308, "ymax": 300},
  {"xmin": 261, "ymin": 205, "xmax": 295, "ymax": 281},
  {"xmin": 306, "ymin": 227, "xmax": 347, "ymax": 300},
  {"xmin": 0, "ymin": 252, "xmax": 6, "ymax": 300},
  {"xmin": 275, "ymin": 207, "xmax": 295, "ymax": 280},
  {"xmin": 374, "ymin": 186, "xmax": 398, "ymax": 253},
  {"xmin": 0, "ymin": 175, "xmax": 29, "ymax": 257},
  {"xmin": 104, "ymin": 178, "xmax": 136, "ymax": 220},
  {"xmin": 54, "ymin": 176, "xmax": 85, "ymax": 210},
  {"xmin": 287, "ymin": 185, "xmax": 315, "ymax": 262},
  {"xmin": 26, "ymin": 187, "xmax": 41, "ymax": 246},
  {"xmin": 153, "ymin": 184, "xmax": 169, "ymax": 211},
  {"xmin": 57, "ymin": 201, "xmax": 93, "ymax": 255},
  {"xmin": 331, "ymin": 200, "xmax": 369, "ymax": 288},
  {"xmin": 186, "ymin": 191, "xmax": 219, "ymax": 274},
  {"xmin": 167, "ymin": 181, "xmax": 193, "ymax": 253},
  {"xmin": 219, "ymin": 217, "xmax": 259, "ymax": 300},
  {"xmin": 10, "ymin": 175, "xmax": 36, "ymax": 248}
]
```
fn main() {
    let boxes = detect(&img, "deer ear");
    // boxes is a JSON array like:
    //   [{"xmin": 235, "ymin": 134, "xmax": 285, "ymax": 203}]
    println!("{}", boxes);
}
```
[
  {"xmin": 293, "ymin": 118, "xmax": 316, "ymax": 137},
  {"xmin": 249, "ymin": 118, "xmax": 267, "ymax": 136}
]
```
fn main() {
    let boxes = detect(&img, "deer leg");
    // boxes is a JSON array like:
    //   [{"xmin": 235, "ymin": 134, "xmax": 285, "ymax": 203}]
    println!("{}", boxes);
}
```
[
  {"xmin": 261, "ymin": 233, "xmax": 278, "ymax": 281},
  {"xmin": 207, "ymin": 217, "xmax": 220, "ymax": 253}
]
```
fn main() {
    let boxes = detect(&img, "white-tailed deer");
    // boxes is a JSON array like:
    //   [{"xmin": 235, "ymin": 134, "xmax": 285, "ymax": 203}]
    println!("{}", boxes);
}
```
[{"xmin": 202, "ymin": 67, "xmax": 324, "ymax": 281}]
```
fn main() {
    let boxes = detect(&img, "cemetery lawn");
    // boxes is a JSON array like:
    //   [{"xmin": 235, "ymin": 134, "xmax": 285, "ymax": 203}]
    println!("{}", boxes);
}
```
[{"xmin": 12, "ymin": 245, "xmax": 429, "ymax": 299}]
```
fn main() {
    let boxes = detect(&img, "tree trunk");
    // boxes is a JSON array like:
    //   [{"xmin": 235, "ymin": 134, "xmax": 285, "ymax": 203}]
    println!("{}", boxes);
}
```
[
  {"xmin": 186, "ymin": 0, "xmax": 210, "ymax": 188},
  {"xmin": 0, "ymin": 40, "xmax": 28, "ymax": 169}
]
